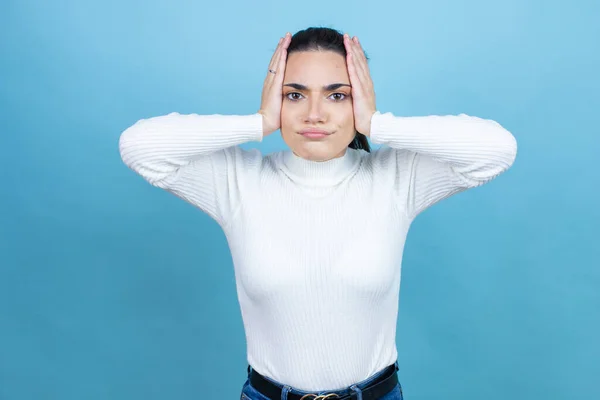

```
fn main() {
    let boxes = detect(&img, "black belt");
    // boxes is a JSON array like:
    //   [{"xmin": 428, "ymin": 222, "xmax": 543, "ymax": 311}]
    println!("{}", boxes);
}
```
[{"xmin": 248, "ymin": 363, "xmax": 400, "ymax": 400}]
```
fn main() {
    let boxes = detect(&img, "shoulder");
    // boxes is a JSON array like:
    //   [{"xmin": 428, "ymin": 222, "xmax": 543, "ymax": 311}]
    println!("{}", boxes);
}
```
[
  {"xmin": 220, "ymin": 147, "xmax": 287, "ymax": 180},
  {"xmin": 363, "ymin": 146, "xmax": 415, "ymax": 171},
  {"xmin": 220, "ymin": 145, "xmax": 266, "ymax": 169}
]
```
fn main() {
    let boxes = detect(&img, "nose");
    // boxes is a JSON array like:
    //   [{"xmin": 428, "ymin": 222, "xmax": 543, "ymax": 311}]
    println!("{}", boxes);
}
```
[{"xmin": 304, "ymin": 97, "xmax": 326, "ymax": 124}]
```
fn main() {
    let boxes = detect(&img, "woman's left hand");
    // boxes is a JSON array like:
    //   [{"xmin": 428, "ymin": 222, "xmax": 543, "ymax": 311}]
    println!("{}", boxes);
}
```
[{"xmin": 344, "ymin": 34, "xmax": 376, "ymax": 137}]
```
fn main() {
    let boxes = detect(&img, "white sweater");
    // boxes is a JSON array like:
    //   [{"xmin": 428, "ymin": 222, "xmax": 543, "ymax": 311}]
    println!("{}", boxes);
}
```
[{"xmin": 119, "ymin": 111, "xmax": 517, "ymax": 391}]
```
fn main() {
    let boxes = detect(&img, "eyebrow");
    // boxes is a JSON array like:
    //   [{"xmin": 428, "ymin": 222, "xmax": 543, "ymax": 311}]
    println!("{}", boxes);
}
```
[{"xmin": 283, "ymin": 83, "xmax": 352, "ymax": 91}]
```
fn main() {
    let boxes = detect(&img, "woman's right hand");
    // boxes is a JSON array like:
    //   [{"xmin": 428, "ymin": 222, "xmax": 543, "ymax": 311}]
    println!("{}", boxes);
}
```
[{"xmin": 258, "ymin": 33, "xmax": 291, "ymax": 137}]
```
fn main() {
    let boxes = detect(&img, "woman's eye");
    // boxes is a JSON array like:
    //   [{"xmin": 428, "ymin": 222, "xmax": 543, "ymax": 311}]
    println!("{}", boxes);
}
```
[
  {"xmin": 330, "ymin": 93, "xmax": 346, "ymax": 101},
  {"xmin": 285, "ymin": 92, "xmax": 347, "ymax": 101}
]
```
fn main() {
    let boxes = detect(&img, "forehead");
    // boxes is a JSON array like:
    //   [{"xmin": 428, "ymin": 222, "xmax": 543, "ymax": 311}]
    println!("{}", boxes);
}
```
[{"xmin": 284, "ymin": 51, "xmax": 349, "ymax": 83}]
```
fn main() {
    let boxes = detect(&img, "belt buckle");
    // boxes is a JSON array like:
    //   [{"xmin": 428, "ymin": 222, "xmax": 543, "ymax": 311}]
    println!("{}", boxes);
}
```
[{"xmin": 299, "ymin": 394, "xmax": 340, "ymax": 400}]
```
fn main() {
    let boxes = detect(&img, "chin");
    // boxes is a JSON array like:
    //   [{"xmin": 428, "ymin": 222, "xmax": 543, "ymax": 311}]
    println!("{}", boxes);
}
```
[{"xmin": 293, "ymin": 142, "xmax": 346, "ymax": 162}]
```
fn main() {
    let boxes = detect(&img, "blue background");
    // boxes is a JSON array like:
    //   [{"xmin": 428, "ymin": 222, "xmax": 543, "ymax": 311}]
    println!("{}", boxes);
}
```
[{"xmin": 1, "ymin": 0, "xmax": 598, "ymax": 399}]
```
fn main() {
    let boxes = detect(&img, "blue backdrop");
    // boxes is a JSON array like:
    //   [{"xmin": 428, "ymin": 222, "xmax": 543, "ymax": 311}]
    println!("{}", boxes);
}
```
[{"xmin": 1, "ymin": 0, "xmax": 598, "ymax": 399}]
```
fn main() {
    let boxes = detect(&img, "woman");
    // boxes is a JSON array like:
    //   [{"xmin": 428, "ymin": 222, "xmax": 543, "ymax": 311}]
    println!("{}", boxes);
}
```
[{"xmin": 119, "ymin": 27, "xmax": 517, "ymax": 400}]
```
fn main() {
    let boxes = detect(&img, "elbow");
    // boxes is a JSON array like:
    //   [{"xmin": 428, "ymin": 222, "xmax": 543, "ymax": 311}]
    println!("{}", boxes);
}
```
[
  {"xmin": 457, "ymin": 118, "xmax": 518, "ymax": 186},
  {"xmin": 461, "ymin": 113, "xmax": 518, "ymax": 167},
  {"xmin": 491, "ymin": 119, "xmax": 518, "ymax": 172},
  {"xmin": 117, "ymin": 118, "xmax": 179, "ymax": 188},
  {"xmin": 118, "ymin": 113, "xmax": 176, "ymax": 168},
  {"xmin": 506, "ymin": 132, "xmax": 518, "ymax": 170},
  {"xmin": 482, "ymin": 121, "xmax": 518, "ymax": 182},
  {"xmin": 118, "ymin": 127, "xmax": 129, "ymax": 164},
  {"xmin": 118, "ymin": 115, "xmax": 160, "ymax": 170},
  {"xmin": 118, "ymin": 120, "xmax": 164, "ymax": 185},
  {"xmin": 118, "ymin": 122, "xmax": 142, "ymax": 171}
]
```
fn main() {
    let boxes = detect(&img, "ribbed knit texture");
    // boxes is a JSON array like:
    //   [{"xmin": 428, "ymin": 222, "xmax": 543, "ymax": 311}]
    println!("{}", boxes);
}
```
[{"xmin": 119, "ymin": 111, "xmax": 517, "ymax": 391}]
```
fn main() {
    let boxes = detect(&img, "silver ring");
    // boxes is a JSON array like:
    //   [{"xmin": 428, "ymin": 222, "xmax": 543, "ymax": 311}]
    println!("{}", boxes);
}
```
[{"xmin": 268, "ymin": 69, "xmax": 276, "ymax": 74}]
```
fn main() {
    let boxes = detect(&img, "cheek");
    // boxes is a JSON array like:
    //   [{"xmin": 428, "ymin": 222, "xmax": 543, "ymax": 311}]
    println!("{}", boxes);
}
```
[
  {"xmin": 280, "ymin": 104, "xmax": 295, "ymax": 126},
  {"xmin": 346, "ymin": 106, "xmax": 355, "ymax": 123},
  {"xmin": 339, "ymin": 105, "xmax": 355, "ymax": 128},
  {"xmin": 279, "ymin": 105, "xmax": 297, "ymax": 138}
]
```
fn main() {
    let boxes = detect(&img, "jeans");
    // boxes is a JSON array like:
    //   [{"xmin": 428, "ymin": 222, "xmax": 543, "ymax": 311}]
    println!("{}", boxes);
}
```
[{"xmin": 240, "ymin": 361, "xmax": 403, "ymax": 400}]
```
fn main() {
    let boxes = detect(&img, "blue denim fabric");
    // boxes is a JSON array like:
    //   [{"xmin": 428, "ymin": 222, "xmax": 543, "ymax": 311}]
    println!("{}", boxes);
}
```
[{"xmin": 240, "ymin": 362, "xmax": 403, "ymax": 400}]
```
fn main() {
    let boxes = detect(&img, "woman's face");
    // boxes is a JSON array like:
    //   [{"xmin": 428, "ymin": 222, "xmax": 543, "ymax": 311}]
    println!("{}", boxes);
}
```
[{"xmin": 280, "ymin": 50, "xmax": 356, "ymax": 162}]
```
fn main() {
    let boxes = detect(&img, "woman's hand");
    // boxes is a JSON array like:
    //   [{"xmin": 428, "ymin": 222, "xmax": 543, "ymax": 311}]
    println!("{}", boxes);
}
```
[
  {"xmin": 258, "ymin": 33, "xmax": 291, "ymax": 137},
  {"xmin": 344, "ymin": 34, "xmax": 377, "ymax": 137}
]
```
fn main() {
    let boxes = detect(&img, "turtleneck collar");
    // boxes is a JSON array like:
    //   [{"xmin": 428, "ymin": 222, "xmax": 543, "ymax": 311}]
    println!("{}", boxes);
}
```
[{"xmin": 279, "ymin": 148, "xmax": 362, "ymax": 187}]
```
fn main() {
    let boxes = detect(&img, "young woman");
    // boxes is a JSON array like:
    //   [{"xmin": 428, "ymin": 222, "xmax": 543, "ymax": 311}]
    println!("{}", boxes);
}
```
[{"xmin": 119, "ymin": 27, "xmax": 517, "ymax": 400}]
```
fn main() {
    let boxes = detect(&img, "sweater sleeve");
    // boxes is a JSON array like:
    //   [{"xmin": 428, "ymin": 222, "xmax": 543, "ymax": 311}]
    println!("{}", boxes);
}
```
[
  {"xmin": 118, "ymin": 112, "xmax": 264, "ymax": 227},
  {"xmin": 369, "ymin": 111, "xmax": 517, "ymax": 220}
]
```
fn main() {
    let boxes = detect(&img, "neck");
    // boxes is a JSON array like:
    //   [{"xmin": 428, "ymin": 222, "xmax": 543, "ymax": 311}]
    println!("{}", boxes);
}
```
[
  {"xmin": 280, "ymin": 148, "xmax": 361, "ymax": 187},
  {"xmin": 292, "ymin": 147, "xmax": 347, "ymax": 162}
]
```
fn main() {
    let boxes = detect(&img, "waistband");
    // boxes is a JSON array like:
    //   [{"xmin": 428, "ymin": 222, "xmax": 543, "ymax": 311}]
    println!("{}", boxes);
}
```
[{"xmin": 246, "ymin": 361, "xmax": 400, "ymax": 400}]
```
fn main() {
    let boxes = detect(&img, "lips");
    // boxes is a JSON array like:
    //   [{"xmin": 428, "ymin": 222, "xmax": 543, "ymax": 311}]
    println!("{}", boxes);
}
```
[{"xmin": 299, "ymin": 128, "xmax": 331, "ymax": 139}]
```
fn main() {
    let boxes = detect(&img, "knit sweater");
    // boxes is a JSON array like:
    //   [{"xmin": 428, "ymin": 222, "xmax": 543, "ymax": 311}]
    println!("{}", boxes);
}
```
[{"xmin": 118, "ymin": 111, "xmax": 517, "ymax": 391}]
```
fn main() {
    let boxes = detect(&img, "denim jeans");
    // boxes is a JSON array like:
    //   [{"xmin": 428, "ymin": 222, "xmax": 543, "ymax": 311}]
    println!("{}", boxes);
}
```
[{"xmin": 240, "ymin": 361, "xmax": 403, "ymax": 400}]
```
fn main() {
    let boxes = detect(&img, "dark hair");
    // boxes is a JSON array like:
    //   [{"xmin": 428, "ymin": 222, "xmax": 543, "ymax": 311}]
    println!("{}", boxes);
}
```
[{"xmin": 287, "ymin": 27, "xmax": 371, "ymax": 152}]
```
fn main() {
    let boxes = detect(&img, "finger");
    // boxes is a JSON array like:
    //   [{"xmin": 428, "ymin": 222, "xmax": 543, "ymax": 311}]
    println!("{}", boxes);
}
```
[
  {"xmin": 266, "ymin": 39, "xmax": 283, "ymax": 79},
  {"xmin": 276, "ymin": 35, "xmax": 290, "ymax": 80},
  {"xmin": 343, "ymin": 35, "xmax": 358, "ymax": 82},
  {"xmin": 266, "ymin": 36, "xmax": 287, "ymax": 80},
  {"xmin": 347, "ymin": 35, "xmax": 370, "ymax": 85},
  {"xmin": 344, "ymin": 34, "xmax": 363, "ymax": 77},
  {"xmin": 344, "ymin": 35, "xmax": 367, "ymax": 86},
  {"xmin": 346, "ymin": 52, "xmax": 365, "ymax": 100},
  {"xmin": 267, "ymin": 33, "xmax": 290, "ymax": 81},
  {"xmin": 353, "ymin": 37, "xmax": 369, "ymax": 64},
  {"xmin": 351, "ymin": 36, "xmax": 370, "ymax": 82}
]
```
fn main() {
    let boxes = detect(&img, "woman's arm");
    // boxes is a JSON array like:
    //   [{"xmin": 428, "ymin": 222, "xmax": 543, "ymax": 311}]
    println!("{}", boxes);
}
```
[
  {"xmin": 119, "ymin": 112, "xmax": 264, "ymax": 226},
  {"xmin": 369, "ymin": 111, "xmax": 518, "ymax": 219}
]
